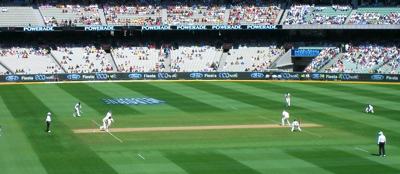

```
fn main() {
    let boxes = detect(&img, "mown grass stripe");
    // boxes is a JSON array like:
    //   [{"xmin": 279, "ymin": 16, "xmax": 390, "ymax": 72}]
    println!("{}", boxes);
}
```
[
  {"xmin": 164, "ymin": 151, "xmax": 261, "ymax": 174},
  {"xmin": 285, "ymin": 83, "xmax": 400, "ymax": 122},
  {"xmin": 234, "ymin": 82, "xmax": 399, "ymax": 138},
  {"xmin": 183, "ymin": 82, "xmax": 282, "ymax": 110},
  {"xmin": 58, "ymin": 83, "xmax": 142, "ymax": 115},
  {"xmin": 0, "ymin": 85, "xmax": 118, "ymax": 174},
  {"xmin": 287, "ymin": 149, "xmax": 400, "ymax": 174},
  {"xmin": 118, "ymin": 82, "xmax": 223, "ymax": 113}
]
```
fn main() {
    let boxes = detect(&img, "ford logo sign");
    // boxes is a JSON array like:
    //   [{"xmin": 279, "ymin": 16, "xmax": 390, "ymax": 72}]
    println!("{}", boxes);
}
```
[
  {"xmin": 67, "ymin": 74, "xmax": 81, "ymax": 80},
  {"xmin": 250, "ymin": 73, "xmax": 264, "ymax": 79},
  {"xmin": 95, "ymin": 73, "xmax": 109, "ymax": 80},
  {"xmin": 371, "ymin": 74, "xmax": 384, "ymax": 81},
  {"xmin": 189, "ymin": 73, "xmax": 203, "ymax": 79},
  {"xmin": 5, "ymin": 75, "xmax": 20, "ymax": 81},
  {"xmin": 35, "ymin": 75, "xmax": 46, "ymax": 81},
  {"xmin": 128, "ymin": 73, "xmax": 142, "ymax": 79},
  {"xmin": 218, "ymin": 73, "xmax": 231, "ymax": 79},
  {"xmin": 311, "ymin": 73, "xmax": 321, "ymax": 79}
]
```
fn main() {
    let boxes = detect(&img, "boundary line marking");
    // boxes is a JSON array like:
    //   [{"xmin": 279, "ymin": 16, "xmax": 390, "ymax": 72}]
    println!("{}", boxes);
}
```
[{"xmin": 91, "ymin": 120, "xmax": 124, "ymax": 143}]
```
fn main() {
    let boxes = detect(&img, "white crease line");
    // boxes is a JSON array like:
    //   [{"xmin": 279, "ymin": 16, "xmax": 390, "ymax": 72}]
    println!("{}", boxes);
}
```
[
  {"xmin": 138, "ymin": 154, "xmax": 145, "ymax": 160},
  {"xmin": 91, "ymin": 120, "xmax": 123, "ymax": 143}
]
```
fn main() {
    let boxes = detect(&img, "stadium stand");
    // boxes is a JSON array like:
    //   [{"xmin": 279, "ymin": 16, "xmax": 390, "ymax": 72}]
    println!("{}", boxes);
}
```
[
  {"xmin": 228, "ymin": 5, "xmax": 282, "ymax": 25},
  {"xmin": 166, "ymin": 5, "xmax": 226, "ymax": 25},
  {"xmin": 170, "ymin": 45, "xmax": 220, "ymax": 72},
  {"xmin": 283, "ymin": 5, "xmax": 351, "ymax": 24},
  {"xmin": 347, "ymin": 7, "xmax": 400, "ymax": 24},
  {"xmin": 0, "ymin": 47, "xmax": 63, "ymax": 74},
  {"xmin": 304, "ymin": 48, "xmax": 340, "ymax": 73},
  {"xmin": 323, "ymin": 44, "xmax": 400, "ymax": 73},
  {"xmin": 103, "ymin": 5, "xmax": 162, "ymax": 26},
  {"xmin": 51, "ymin": 45, "xmax": 114, "ymax": 73},
  {"xmin": 0, "ymin": 7, "xmax": 44, "ymax": 26},
  {"xmin": 220, "ymin": 45, "xmax": 285, "ymax": 72},
  {"xmin": 0, "ymin": 64, "xmax": 10, "ymax": 75},
  {"xmin": 112, "ymin": 44, "xmax": 167, "ymax": 72},
  {"xmin": 39, "ymin": 5, "xmax": 103, "ymax": 26}
]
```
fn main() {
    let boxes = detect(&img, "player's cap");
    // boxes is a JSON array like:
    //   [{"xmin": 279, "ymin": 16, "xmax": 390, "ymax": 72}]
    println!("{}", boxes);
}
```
[
  {"xmin": 378, "ymin": 131, "xmax": 383, "ymax": 135},
  {"xmin": 47, "ymin": 112, "xmax": 51, "ymax": 115}
]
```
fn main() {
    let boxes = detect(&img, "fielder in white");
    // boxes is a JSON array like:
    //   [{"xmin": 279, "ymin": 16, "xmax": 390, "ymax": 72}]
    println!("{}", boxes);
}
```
[
  {"xmin": 73, "ymin": 102, "xmax": 82, "ymax": 117},
  {"xmin": 100, "ymin": 111, "xmax": 114, "ymax": 132},
  {"xmin": 284, "ymin": 93, "xmax": 291, "ymax": 108},
  {"xmin": 365, "ymin": 104, "xmax": 374, "ymax": 114},
  {"xmin": 291, "ymin": 119, "xmax": 301, "ymax": 132},
  {"xmin": 281, "ymin": 110, "xmax": 291, "ymax": 126}
]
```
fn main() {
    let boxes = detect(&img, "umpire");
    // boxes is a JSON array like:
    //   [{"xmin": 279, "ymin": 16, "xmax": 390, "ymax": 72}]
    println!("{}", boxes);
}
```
[
  {"xmin": 45, "ymin": 112, "xmax": 52, "ymax": 133},
  {"xmin": 377, "ymin": 131, "xmax": 386, "ymax": 157}
]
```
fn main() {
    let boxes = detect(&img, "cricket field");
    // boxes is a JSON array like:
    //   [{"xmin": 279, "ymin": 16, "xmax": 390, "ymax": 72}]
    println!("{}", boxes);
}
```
[{"xmin": 0, "ymin": 81, "xmax": 399, "ymax": 174}]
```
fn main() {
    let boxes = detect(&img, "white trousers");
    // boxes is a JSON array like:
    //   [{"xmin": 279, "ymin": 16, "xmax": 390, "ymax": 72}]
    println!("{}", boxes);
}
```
[
  {"xmin": 291, "ymin": 125, "xmax": 301, "ymax": 132},
  {"xmin": 282, "ymin": 117, "xmax": 290, "ymax": 126}
]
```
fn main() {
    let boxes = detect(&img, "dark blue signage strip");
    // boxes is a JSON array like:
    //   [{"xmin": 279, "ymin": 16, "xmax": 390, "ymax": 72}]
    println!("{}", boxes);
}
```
[{"xmin": 1, "ymin": 72, "xmax": 399, "ymax": 82}]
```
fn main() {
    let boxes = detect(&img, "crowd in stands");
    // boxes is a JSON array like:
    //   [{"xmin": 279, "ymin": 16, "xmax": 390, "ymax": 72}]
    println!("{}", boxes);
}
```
[
  {"xmin": 170, "ymin": 45, "xmax": 220, "ymax": 72},
  {"xmin": 104, "ymin": 5, "xmax": 162, "ymax": 25},
  {"xmin": 324, "ymin": 44, "xmax": 400, "ymax": 73},
  {"xmin": 53, "ymin": 45, "xmax": 113, "ymax": 73},
  {"xmin": 228, "ymin": 5, "xmax": 281, "ymax": 25},
  {"xmin": 167, "ymin": 5, "xmax": 225, "ymax": 25},
  {"xmin": 40, "ymin": 5, "xmax": 102, "ymax": 26},
  {"xmin": 0, "ymin": 47, "xmax": 62, "ymax": 74},
  {"xmin": 348, "ymin": 12, "xmax": 400, "ymax": 25},
  {"xmin": 304, "ymin": 48, "xmax": 339, "ymax": 73},
  {"xmin": 284, "ymin": 5, "xmax": 351, "ymax": 24},
  {"xmin": 112, "ymin": 43, "xmax": 167, "ymax": 72}
]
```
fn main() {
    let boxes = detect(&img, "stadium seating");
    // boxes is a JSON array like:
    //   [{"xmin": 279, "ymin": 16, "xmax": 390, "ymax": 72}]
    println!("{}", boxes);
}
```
[
  {"xmin": 39, "ymin": 5, "xmax": 103, "ymax": 26},
  {"xmin": 51, "ymin": 46, "xmax": 114, "ymax": 73},
  {"xmin": 228, "ymin": 5, "xmax": 282, "ymax": 25},
  {"xmin": 347, "ymin": 7, "xmax": 400, "ymax": 24},
  {"xmin": 0, "ymin": 7, "xmax": 44, "ymax": 26},
  {"xmin": 112, "ymin": 45, "xmax": 166, "ymax": 72},
  {"xmin": 170, "ymin": 45, "xmax": 220, "ymax": 72},
  {"xmin": 304, "ymin": 48, "xmax": 340, "ymax": 73},
  {"xmin": 220, "ymin": 45, "xmax": 284, "ymax": 72},
  {"xmin": 0, "ymin": 47, "xmax": 63, "ymax": 74},
  {"xmin": 167, "ymin": 5, "xmax": 226, "ymax": 25},
  {"xmin": 283, "ymin": 5, "xmax": 351, "ymax": 24},
  {"xmin": 103, "ymin": 5, "xmax": 162, "ymax": 26},
  {"xmin": 0, "ymin": 64, "xmax": 9, "ymax": 75},
  {"xmin": 322, "ymin": 44, "xmax": 400, "ymax": 73}
]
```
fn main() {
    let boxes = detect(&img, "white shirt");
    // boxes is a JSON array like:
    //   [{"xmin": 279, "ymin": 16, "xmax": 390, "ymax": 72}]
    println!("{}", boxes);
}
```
[
  {"xmin": 292, "ymin": 121, "xmax": 300, "ymax": 127},
  {"xmin": 282, "ymin": 111, "xmax": 289, "ymax": 118},
  {"xmin": 103, "ymin": 112, "xmax": 112, "ymax": 122},
  {"xmin": 75, "ymin": 103, "xmax": 81, "ymax": 109},
  {"xmin": 46, "ymin": 115, "xmax": 51, "ymax": 122},
  {"xmin": 378, "ymin": 134, "xmax": 386, "ymax": 144}
]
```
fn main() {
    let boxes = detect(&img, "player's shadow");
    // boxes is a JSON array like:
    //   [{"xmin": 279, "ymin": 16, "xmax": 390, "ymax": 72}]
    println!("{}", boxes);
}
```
[{"xmin": 371, "ymin": 153, "xmax": 380, "ymax": 156}]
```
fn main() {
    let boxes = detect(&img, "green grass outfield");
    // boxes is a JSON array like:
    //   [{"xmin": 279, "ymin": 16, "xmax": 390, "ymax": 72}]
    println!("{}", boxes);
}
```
[{"xmin": 0, "ymin": 81, "xmax": 399, "ymax": 174}]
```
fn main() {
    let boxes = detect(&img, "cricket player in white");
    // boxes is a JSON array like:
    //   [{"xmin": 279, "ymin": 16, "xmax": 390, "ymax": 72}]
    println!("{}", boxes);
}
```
[
  {"xmin": 291, "ymin": 119, "xmax": 301, "ymax": 132},
  {"xmin": 281, "ymin": 110, "xmax": 291, "ymax": 126},
  {"xmin": 100, "ymin": 111, "xmax": 114, "ymax": 132},
  {"xmin": 377, "ymin": 131, "xmax": 386, "ymax": 157},
  {"xmin": 285, "ymin": 93, "xmax": 291, "ymax": 108},
  {"xmin": 365, "ymin": 104, "xmax": 374, "ymax": 114},
  {"xmin": 73, "ymin": 102, "xmax": 82, "ymax": 117},
  {"xmin": 45, "ymin": 112, "xmax": 52, "ymax": 133}
]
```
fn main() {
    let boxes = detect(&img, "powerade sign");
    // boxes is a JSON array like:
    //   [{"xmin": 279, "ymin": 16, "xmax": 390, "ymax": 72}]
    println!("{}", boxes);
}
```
[
  {"xmin": 292, "ymin": 49, "xmax": 321, "ymax": 57},
  {"xmin": 23, "ymin": 26, "xmax": 54, "ymax": 32},
  {"xmin": 141, "ymin": 25, "xmax": 171, "ymax": 31},
  {"xmin": 103, "ymin": 97, "xmax": 165, "ymax": 105},
  {"xmin": 84, "ymin": 26, "xmax": 114, "ymax": 31}
]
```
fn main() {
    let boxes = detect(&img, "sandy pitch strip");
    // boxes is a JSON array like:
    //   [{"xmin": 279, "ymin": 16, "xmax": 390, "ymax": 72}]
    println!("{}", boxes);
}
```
[{"xmin": 73, "ymin": 123, "xmax": 322, "ymax": 134}]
